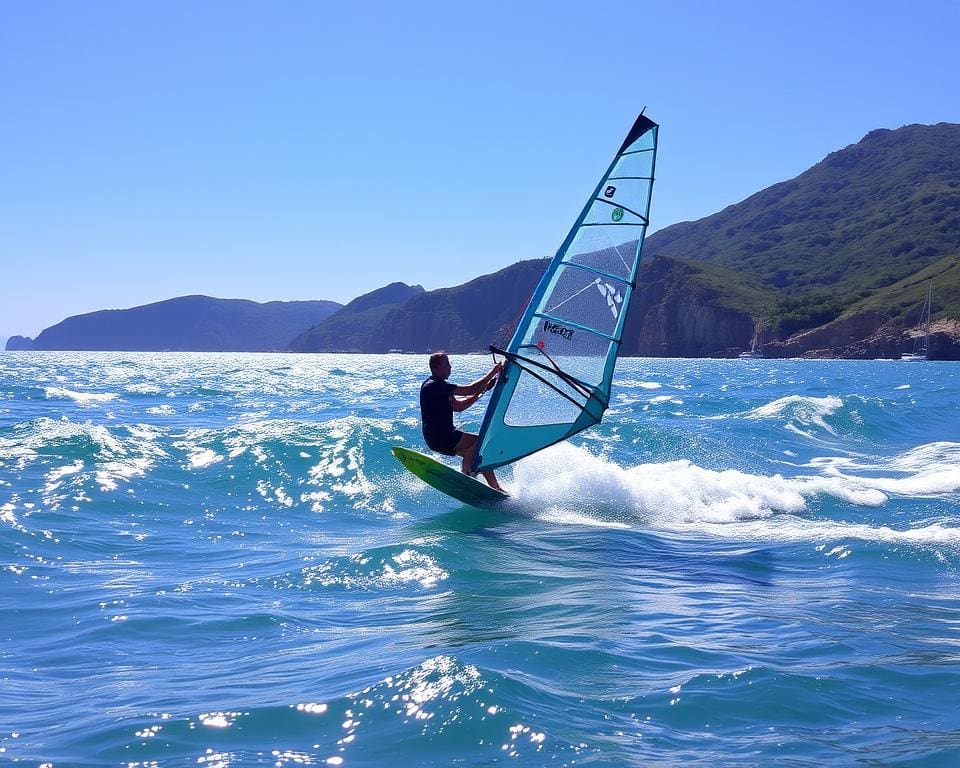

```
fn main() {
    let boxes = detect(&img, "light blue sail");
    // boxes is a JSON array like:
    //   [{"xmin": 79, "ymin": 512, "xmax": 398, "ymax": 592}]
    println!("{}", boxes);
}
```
[{"xmin": 473, "ymin": 114, "xmax": 658, "ymax": 473}]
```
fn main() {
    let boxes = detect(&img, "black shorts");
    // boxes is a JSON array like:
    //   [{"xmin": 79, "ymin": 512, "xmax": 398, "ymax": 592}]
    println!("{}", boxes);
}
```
[{"xmin": 424, "ymin": 430, "xmax": 464, "ymax": 457}]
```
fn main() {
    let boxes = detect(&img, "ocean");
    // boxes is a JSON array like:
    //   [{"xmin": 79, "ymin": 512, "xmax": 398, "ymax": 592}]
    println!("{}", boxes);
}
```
[{"xmin": 2, "ymin": 352, "xmax": 959, "ymax": 767}]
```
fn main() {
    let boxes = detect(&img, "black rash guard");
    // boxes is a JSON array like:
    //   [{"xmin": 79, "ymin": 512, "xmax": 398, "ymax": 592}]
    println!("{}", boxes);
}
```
[{"xmin": 419, "ymin": 376, "xmax": 463, "ymax": 456}]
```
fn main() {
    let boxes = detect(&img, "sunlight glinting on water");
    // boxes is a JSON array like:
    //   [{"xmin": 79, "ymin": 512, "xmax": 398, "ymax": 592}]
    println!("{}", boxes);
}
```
[{"xmin": 2, "ymin": 353, "xmax": 959, "ymax": 766}]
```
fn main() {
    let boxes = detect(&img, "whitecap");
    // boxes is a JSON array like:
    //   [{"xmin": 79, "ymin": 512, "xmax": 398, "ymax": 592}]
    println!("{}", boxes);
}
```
[
  {"xmin": 187, "ymin": 448, "xmax": 223, "ymax": 469},
  {"xmin": 44, "ymin": 386, "xmax": 119, "ymax": 404},
  {"xmin": 808, "ymin": 442, "xmax": 960, "ymax": 497},
  {"xmin": 43, "ymin": 460, "xmax": 85, "ymax": 494},
  {"xmin": 507, "ymin": 442, "xmax": 960, "ymax": 546},
  {"xmin": 94, "ymin": 457, "xmax": 154, "ymax": 491},
  {"xmin": 125, "ymin": 382, "xmax": 162, "ymax": 395},
  {"xmin": 747, "ymin": 394, "xmax": 842, "ymax": 420},
  {"xmin": 304, "ymin": 549, "xmax": 448, "ymax": 590},
  {"xmin": 616, "ymin": 379, "xmax": 662, "ymax": 389},
  {"xmin": 1, "ymin": 502, "xmax": 17, "ymax": 526}
]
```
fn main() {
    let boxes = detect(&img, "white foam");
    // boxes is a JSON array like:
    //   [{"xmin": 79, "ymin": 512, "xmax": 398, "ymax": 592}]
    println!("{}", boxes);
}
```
[
  {"xmin": 616, "ymin": 379, "xmax": 663, "ymax": 390},
  {"xmin": 1, "ymin": 501, "xmax": 17, "ymax": 526},
  {"xmin": 95, "ymin": 457, "xmax": 154, "ymax": 491},
  {"xmin": 744, "ymin": 395, "xmax": 843, "ymax": 435},
  {"xmin": 648, "ymin": 395, "xmax": 683, "ymax": 405},
  {"xmin": 186, "ymin": 447, "xmax": 223, "ymax": 469},
  {"xmin": 514, "ymin": 444, "xmax": 808, "ymax": 525},
  {"xmin": 808, "ymin": 442, "xmax": 960, "ymax": 497},
  {"xmin": 44, "ymin": 387, "xmax": 119, "ymax": 404},
  {"xmin": 508, "ymin": 442, "xmax": 960, "ymax": 545},
  {"xmin": 125, "ymin": 382, "xmax": 162, "ymax": 395},
  {"xmin": 43, "ymin": 460, "xmax": 85, "ymax": 493},
  {"xmin": 5, "ymin": 419, "xmax": 169, "ymax": 502},
  {"xmin": 688, "ymin": 516, "xmax": 960, "ymax": 547}
]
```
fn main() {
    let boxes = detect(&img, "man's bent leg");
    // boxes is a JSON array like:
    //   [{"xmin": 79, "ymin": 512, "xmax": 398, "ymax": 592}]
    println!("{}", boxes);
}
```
[
  {"xmin": 453, "ymin": 433, "xmax": 477, "ymax": 475},
  {"xmin": 479, "ymin": 469, "xmax": 503, "ymax": 492},
  {"xmin": 453, "ymin": 433, "xmax": 502, "ymax": 491}
]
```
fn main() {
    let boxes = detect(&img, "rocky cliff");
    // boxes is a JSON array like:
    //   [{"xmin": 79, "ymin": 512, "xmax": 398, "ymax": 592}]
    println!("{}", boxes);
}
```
[
  {"xmin": 624, "ymin": 256, "xmax": 756, "ymax": 357},
  {"xmin": 763, "ymin": 315, "xmax": 960, "ymax": 359}
]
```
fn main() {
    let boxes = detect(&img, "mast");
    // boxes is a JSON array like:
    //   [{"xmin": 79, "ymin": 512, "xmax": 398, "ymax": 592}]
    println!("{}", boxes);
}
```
[{"xmin": 471, "ymin": 113, "xmax": 658, "ymax": 473}]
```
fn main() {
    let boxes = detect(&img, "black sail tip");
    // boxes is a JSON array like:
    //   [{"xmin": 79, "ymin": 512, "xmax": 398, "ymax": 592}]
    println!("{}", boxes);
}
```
[{"xmin": 617, "ymin": 113, "xmax": 658, "ymax": 156}]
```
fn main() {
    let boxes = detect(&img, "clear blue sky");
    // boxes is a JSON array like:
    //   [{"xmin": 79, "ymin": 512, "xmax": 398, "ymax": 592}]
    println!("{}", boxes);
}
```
[{"xmin": 2, "ymin": 1, "xmax": 957, "ymax": 342}]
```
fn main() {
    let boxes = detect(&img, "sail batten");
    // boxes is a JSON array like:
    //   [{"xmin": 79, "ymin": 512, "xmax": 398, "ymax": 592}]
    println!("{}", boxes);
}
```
[
  {"xmin": 554, "ymin": 260, "xmax": 636, "ymax": 287},
  {"xmin": 591, "ymin": 199, "xmax": 648, "ymax": 219},
  {"xmin": 532, "ymin": 313, "xmax": 617, "ymax": 341},
  {"xmin": 581, "ymin": 221, "xmax": 648, "ymax": 227},
  {"xmin": 472, "ymin": 113, "xmax": 658, "ymax": 473}
]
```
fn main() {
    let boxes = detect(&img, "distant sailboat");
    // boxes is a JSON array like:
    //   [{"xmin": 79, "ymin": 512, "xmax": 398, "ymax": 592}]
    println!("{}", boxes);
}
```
[
  {"xmin": 738, "ymin": 316, "xmax": 764, "ymax": 359},
  {"xmin": 901, "ymin": 281, "xmax": 932, "ymax": 361}
]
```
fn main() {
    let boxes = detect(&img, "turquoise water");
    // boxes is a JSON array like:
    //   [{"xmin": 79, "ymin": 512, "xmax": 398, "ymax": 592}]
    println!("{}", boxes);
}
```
[{"xmin": 2, "ymin": 352, "xmax": 959, "ymax": 766}]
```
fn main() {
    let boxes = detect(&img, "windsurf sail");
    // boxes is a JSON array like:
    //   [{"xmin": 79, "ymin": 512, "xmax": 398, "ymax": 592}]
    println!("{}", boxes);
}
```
[{"xmin": 472, "ymin": 113, "xmax": 658, "ymax": 473}]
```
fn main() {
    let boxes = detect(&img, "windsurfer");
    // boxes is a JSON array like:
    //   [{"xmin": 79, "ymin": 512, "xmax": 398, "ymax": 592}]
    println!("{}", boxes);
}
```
[{"xmin": 420, "ymin": 352, "xmax": 503, "ymax": 491}]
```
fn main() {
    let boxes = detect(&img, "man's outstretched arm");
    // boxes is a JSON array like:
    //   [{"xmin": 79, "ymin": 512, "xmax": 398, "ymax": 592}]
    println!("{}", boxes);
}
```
[
  {"xmin": 451, "ymin": 363, "xmax": 501, "ymax": 397},
  {"xmin": 450, "ymin": 392, "xmax": 483, "ymax": 412}
]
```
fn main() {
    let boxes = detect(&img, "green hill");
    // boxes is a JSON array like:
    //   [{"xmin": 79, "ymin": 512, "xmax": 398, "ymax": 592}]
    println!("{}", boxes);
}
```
[
  {"xmin": 370, "ymin": 261, "xmax": 549, "ymax": 353},
  {"xmin": 848, "ymin": 253, "xmax": 960, "ymax": 323},
  {"xmin": 645, "ymin": 122, "xmax": 960, "ymax": 334},
  {"xmin": 289, "ymin": 282, "xmax": 425, "ymax": 352},
  {"xmin": 12, "ymin": 296, "xmax": 342, "ymax": 352}
]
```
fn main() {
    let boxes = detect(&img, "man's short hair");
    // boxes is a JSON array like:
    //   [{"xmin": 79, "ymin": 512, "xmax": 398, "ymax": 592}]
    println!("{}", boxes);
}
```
[{"xmin": 429, "ymin": 352, "xmax": 448, "ymax": 374}]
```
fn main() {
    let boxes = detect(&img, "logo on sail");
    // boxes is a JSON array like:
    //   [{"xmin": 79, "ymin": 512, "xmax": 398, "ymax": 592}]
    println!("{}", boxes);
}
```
[
  {"xmin": 543, "ymin": 320, "xmax": 575, "ymax": 341},
  {"xmin": 611, "ymin": 207, "xmax": 624, "ymax": 222},
  {"xmin": 595, "ymin": 279, "xmax": 623, "ymax": 319},
  {"xmin": 604, "ymin": 185, "xmax": 617, "ymax": 198}
]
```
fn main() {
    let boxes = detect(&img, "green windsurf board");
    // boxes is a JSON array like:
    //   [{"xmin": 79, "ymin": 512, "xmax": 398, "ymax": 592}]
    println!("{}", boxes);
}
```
[{"xmin": 392, "ymin": 446, "xmax": 509, "ymax": 508}]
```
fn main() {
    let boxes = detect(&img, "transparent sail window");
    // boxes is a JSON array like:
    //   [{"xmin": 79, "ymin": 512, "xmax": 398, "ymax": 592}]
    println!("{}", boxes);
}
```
[
  {"xmin": 536, "ymin": 265, "xmax": 631, "ymax": 339},
  {"xmin": 583, "ymin": 203, "xmax": 648, "ymax": 228},
  {"xmin": 504, "ymin": 369, "xmax": 585, "ymax": 427},
  {"xmin": 547, "ymin": 346, "xmax": 614, "ymax": 388},
  {"xmin": 562, "ymin": 229, "xmax": 641, "ymax": 281},
  {"xmin": 519, "ymin": 323, "xmax": 612, "ymax": 386}
]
